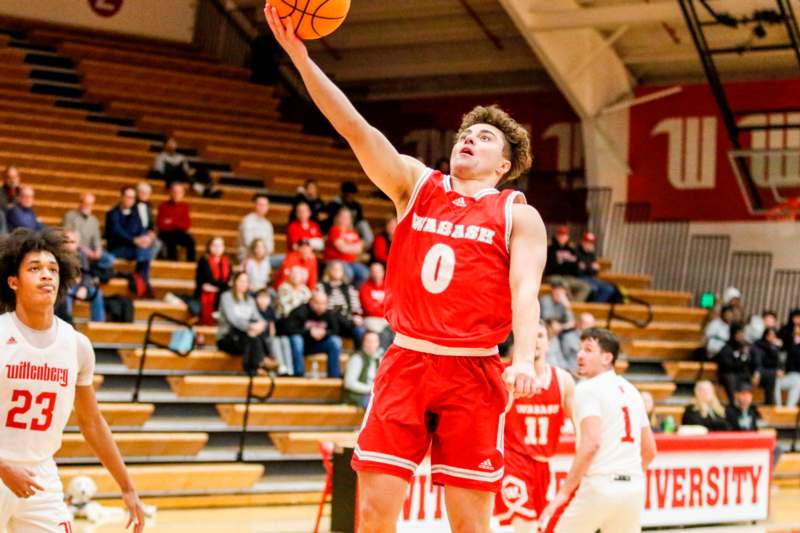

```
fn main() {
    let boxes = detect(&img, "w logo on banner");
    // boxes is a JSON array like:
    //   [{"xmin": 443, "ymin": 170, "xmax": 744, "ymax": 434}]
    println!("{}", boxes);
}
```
[
  {"xmin": 738, "ymin": 112, "xmax": 800, "ymax": 188},
  {"xmin": 651, "ymin": 116, "xmax": 718, "ymax": 190}
]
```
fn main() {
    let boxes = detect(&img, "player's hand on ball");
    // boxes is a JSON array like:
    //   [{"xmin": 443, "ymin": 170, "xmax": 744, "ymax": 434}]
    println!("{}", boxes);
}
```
[
  {"xmin": 122, "ymin": 489, "xmax": 146, "ymax": 533},
  {"xmin": 503, "ymin": 361, "xmax": 537, "ymax": 398},
  {"xmin": 264, "ymin": 3, "xmax": 308, "ymax": 62},
  {"xmin": 0, "ymin": 462, "xmax": 44, "ymax": 498}
]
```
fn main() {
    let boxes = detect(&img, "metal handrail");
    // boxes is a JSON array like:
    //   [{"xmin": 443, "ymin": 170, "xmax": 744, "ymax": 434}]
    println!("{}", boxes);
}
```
[
  {"xmin": 131, "ymin": 313, "xmax": 196, "ymax": 403},
  {"xmin": 237, "ymin": 372, "xmax": 276, "ymax": 462},
  {"xmin": 605, "ymin": 293, "xmax": 655, "ymax": 330}
]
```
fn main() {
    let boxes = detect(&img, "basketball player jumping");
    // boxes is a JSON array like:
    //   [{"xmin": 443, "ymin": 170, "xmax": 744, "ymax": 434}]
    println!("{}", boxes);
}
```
[
  {"xmin": 538, "ymin": 328, "xmax": 657, "ymax": 533},
  {"xmin": 265, "ymin": 5, "xmax": 547, "ymax": 532},
  {"xmin": 495, "ymin": 325, "xmax": 574, "ymax": 533},
  {"xmin": 0, "ymin": 228, "xmax": 145, "ymax": 532}
]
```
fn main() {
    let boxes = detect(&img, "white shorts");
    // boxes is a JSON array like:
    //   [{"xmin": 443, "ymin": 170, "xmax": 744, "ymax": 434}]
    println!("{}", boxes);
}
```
[
  {"xmin": 553, "ymin": 474, "xmax": 644, "ymax": 533},
  {"xmin": 0, "ymin": 459, "xmax": 72, "ymax": 533}
]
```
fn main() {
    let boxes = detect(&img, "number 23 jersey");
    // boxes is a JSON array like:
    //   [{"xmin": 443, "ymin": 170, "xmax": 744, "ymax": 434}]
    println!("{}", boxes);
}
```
[{"xmin": 384, "ymin": 169, "xmax": 525, "ymax": 349}]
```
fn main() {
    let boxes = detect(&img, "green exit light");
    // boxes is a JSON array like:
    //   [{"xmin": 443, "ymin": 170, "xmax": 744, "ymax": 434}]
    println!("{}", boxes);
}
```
[{"xmin": 700, "ymin": 292, "xmax": 715, "ymax": 309}]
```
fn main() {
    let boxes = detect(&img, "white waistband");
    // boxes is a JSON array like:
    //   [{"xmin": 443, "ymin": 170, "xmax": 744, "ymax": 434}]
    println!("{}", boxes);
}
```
[{"xmin": 393, "ymin": 333, "xmax": 499, "ymax": 356}]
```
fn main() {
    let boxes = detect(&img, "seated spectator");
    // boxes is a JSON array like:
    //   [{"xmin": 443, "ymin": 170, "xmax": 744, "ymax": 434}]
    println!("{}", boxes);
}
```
[
  {"xmin": 285, "ymin": 291, "xmax": 343, "ymax": 378},
  {"xmin": 0, "ymin": 165, "xmax": 21, "ymax": 211},
  {"xmin": 681, "ymin": 380, "xmax": 730, "ymax": 431},
  {"xmin": 195, "ymin": 237, "xmax": 232, "ymax": 325},
  {"xmin": 7, "ymin": 185, "xmax": 43, "ymax": 232},
  {"xmin": 152, "ymin": 137, "xmax": 218, "ymax": 196},
  {"xmin": 135, "ymin": 182, "xmax": 162, "ymax": 259},
  {"xmin": 544, "ymin": 226, "xmax": 591, "ymax": 302},
  {"xmin": 292, "ymin": 179, "xmax": 326, "ymax": 223},
  {"xmin": 156, "ymin": 182, "xmax": 195, "ymax": 261},
  {"xmin": 640, "ymin": 391, "xmax": 660, "ymax": 433},
  {"xmin": 321, "ymin": 260, "xmax": 365, "ymax": 347},
  {"xmin": 286, "ymin": 201, "xmax": 324, "ymax": 252},
  {"xmin": 273, "ymin": 239, "xmax": 318, "ymax": 290},
  {"xmin": 576, "ymin": 232, "xmax": 616, "ymax": 303},
  {"xmin": 725, "ymin": 382, "xmax": 761, "ymax": 431},
  {"xmin": 540, "ymin": 280, "xmax": 575, "ymax": 329},
  {"xmin": 276, "ymin": 266, "xmax": 313, "ymax": 318},
  {"xmin": 62, "ymin": 230, "xmax": 105, "ymax": 322},
  {"xmin": 560, "ymin": 312, "xmax": 596, "ymax": 371},
  {"xmin": 704, "ymin": 304, "xmax": 735, "ymax": 359},
  {"xmin": 324, "ymin": 181, "xmax": 373, "ymax": 248},
  {"xmin": 239, "ymin": 193, "xmax": 275, "ymax": 262},
  {"xmin": 359, "ymin": 262, "xmax": 390, "ymax": 340},
  {"xmin": 722, "ymin": 286, "xmax": 745, "ymax": 324},
  {"xmin": 324, "ymin": 207, "xmax": 368, "ymax": 286},
  {"xmin": 777, "ymin": 308, "xmax": 800, "ymax": 407},
  {"xmin": 749, "ymin": 327, "xmax": 782, "ymax": 405},
  {"xmin": 371, "ymin": 215, "xmax": 396, "ymax": 265},
  {"xmin": 242, "ymin": 238, "xmax": 271, "ymax": 293},
  {"xmin": 105, "ymin": 186, "xmax": 155, "ymax": 285},
  {"xmin": 62, "ymin": 192, "xmax": 115, "ymax": 278},
  {"xmin": 341, "ymin": 331, "xmax": 382, "ymax": 408},
  {"xmin": 0, "ymin": 209, "xmax": 6, "ymax": 235},
  {"xmin": 544, "ymin": 319, "xmax": 569, "ymax": 372},
  {"xmin": 255, "ymin": 289, "xmax": 293, "ymax": 376},
  {"xmin": 745, "ymin": 309, "xmax": 778, "ymax": 344},
  {"xmin": 716, "ymin": 323, "xmax": 751, "ymax": 404},
  {"xmin": 216, "ymin": 272, "xmax": 272, "ymax": 374}
]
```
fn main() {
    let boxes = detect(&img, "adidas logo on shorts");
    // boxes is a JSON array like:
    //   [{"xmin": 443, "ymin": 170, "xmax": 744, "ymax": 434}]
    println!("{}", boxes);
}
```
[{"xmin": 478, "ymin": 458, "xmax": 494, "ymax": 471}]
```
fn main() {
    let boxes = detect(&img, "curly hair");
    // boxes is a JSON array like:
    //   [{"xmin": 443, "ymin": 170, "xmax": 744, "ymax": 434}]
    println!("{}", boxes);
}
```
[
  {"xmin": 0, "ymin": 227, "xmax": 80, "ymax": 312},
  {"xmin": 456, "ymin": 105, "xmax": 532, "ymax": 182}
]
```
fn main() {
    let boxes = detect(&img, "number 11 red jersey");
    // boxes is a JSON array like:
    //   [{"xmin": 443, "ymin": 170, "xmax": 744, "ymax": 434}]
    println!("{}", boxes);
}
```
[{"xmin": 384, "ymin": 169, "xmax": 524, "ymax": 349}]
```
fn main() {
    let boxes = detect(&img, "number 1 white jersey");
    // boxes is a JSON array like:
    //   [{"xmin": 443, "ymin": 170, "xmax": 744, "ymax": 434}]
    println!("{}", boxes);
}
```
[
  {"xmin": 573, "ymin": 369, "xmax": 649, "ymax": 477},
  {"xmin": 0, "ymin": 312, "xmax": 94, "ymax": 463}
]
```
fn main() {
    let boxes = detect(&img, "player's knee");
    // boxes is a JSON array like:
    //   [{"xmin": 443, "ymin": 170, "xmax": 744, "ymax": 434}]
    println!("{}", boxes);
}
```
[{"xmin": 358, "ymin": 494, "xmax": 395, "ymax": 531}]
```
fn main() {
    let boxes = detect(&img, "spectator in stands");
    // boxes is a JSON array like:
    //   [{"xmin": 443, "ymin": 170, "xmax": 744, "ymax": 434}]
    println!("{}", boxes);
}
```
[
  {"xmin": 0, "ymin": 209, "xmax": 6, "ymax": 236},
  {"xmin": 342, "ymin": 331, "xmax": 383, "ymax": 408},
  {"xmin": 276, "ymin": 265, "xmax": 312, "ymax": 319},
  {"xmin": 544, "ymin": 226, "xmax": 591, "ymax": 302},
  {"xmin": 540, "ymin": 280, "xmax": 575, "ymax": 329},
  {"xmin": 560, "ymin": 312, "xmax": 596, "ymax": 372},
  {"xmin": 575, "ymin": 232, "xmax": 616, "ymax": 303},
  {"xmin": 0, "ymin": 165, "xmax": 21, "ymax": 212},
  {"xmin": 242, "ymin": 238, "xmax": 271, "ymax": 293},
  {"xmin": 321, "ymin": 260, "xmax": 365, "ymax": 348},
  {"xmin": 152, "ymin": 137, "xmax": 219, "ymax": 197},
  {"xmin": 544, "ymin": 319, "xmax": 569, "ymax": 372},
  {"xmin": 750, "ymin": 327, "xmax": 782, "ymax": 405},
  {"xmin": 704, "ymin": 304, "xmax": 735, "ymax": 359},
  {"xmin": 681, "ymin": 380, "xmax": 730, "ymax": 431},
  {"xmin": 371, "ymin": 215, "xmax": 396, "ymax": 265},
  {"xmin": 195, "ymin": 236, "xmax": 232, "ymax": 325},
  {"xmin": 135, "ymin": 182, "xmax": 163, "ymax": 259},
  {"xmin": 777, "ymin": 308, "xmax": 800, "ymax": 408},
  {"xmin": 640, "ymin": 391, "xmax": 660, "ymax": 432},
  {"xmin": 63, "ymin": 230, "xmax": 105, "ymax": 323},
  {"xmin": 324, "ymin": 207, "xmax": 368, "ymax": 286},
  {"xmin": 156, "ymin": 182, "xmax": 195, "ymax": 262},
  {"xmin": 239, "ymin": 193, "xmax": 274, "ymax": 262},
  {"xmin": 325, "ymin": 181, "xmax": 373, "ymax": 247},
  {"xmin": 725, "ymin": 382, "xmax": 761, "ymax": 431},
  {"xmin": 359, "ymin": 262, "xmax": 391, "ymax": 344},
  {"xmin": 62, "ymin": 192, "xmax": 115, "ymax": 277},
  {"xmin": 274, "ymin": 239, "xmax": 318, "ymax": 290},
  {"xmin": 722, "ymin": 286, "xmax": 745, "ymax": 324},
  {"xmin": 716, "ymin": 323, "xmax": 752, "ymax": 404},
  {"xmin": 217, "ymin": 271, "xmax": 272, "ymax": 375},
  {"xmin": 292, "ymin": 179, "xmax": 327, "ymax": 223},
  {"xmin": 745, "ymin": 309, "xmax": 779, "ymax": 344},
  {"xmin": 286, "ymin": 291, "xmax": 343, "ymax": 378},
  {"xmin": 286, "ymin": 200, "xmax": 324, "ymax": 252},
  {"xmin": 105, "ymin": 186, "xmax": 155, "ymax": 286},
  {"xmin": 6, "ymin": 185, "xmax": 43, "ymax": 232},
  {"xmin": 255, "ymin": 289, "xmax": 293, "ymax": 376}
]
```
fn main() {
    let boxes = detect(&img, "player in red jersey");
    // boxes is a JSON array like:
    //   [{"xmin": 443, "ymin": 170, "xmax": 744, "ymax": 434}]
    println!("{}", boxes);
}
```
[
  {"xmin": 265, "ymin": 6, "xmax": 548, "ymax": 532},
  {"xmin": 495, "ymin": 326, "xmax": 574, "ymax": 533}
]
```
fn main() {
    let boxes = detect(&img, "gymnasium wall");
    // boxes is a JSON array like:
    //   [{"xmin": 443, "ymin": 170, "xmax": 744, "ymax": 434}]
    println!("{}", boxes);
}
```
[{"xmin": 0, "ymin": 0, "xmax": 197, "ymax": 43}]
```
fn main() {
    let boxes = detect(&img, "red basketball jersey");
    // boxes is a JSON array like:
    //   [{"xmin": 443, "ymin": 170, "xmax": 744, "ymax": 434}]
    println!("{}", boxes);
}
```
[
  {"xmin": 384, "ymin": 170, "xmax": 525, "ymax": 349},
  {"xmin": 504, "ymin": 365, "xmax": 566, "ymax": 459}
]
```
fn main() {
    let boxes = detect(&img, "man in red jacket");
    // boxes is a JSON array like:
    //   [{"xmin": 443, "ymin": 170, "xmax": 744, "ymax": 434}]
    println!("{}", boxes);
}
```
[
  {"xmin": 359, "ymin": 262, "xmax": 388, "ymax": 333},
  {"xmin": 156, "ymin": 182, "xmax": 195, "ymax": 261},
  {"xmin": 273, "ymin": 239, "xmax": 318, "ymax": 290}
]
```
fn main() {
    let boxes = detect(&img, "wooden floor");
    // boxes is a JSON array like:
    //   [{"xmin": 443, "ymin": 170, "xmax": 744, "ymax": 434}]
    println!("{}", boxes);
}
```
[{"xmin": 74, "ymin": 490, "xmax": 800, "ymax": 532}]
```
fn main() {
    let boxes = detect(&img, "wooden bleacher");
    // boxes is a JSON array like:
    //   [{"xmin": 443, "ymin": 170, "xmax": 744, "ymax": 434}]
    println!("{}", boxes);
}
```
[
  {"xmin": 168, "ymin": 376, "xmax": 343, "ymax": 401},
  {"xmin": 67, "ymin": 403, "xmax": 154, "ymax": 427},
  {"xmin": 216, "ymin": 404, "xmax": 363, "ymax": 428},
  {"xmin": 58, "ymin": 433, "xmax": 208, "ymax": 458}
]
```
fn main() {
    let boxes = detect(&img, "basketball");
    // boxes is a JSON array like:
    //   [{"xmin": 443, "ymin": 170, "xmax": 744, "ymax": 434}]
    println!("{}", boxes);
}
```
[{"xmin": 275, "ymin": 0, "xmax": 351, "ymax": 40}]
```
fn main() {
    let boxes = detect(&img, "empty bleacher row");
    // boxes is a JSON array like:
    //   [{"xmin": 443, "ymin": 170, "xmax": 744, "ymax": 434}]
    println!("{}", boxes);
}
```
[{"xmin": 0, "ymin": 22, "xmax": 797, "ymax": 506}]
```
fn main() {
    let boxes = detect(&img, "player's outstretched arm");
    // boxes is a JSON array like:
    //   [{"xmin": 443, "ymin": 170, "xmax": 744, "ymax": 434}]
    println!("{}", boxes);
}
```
[
  {"xmin": 263, "ymin": 4, "xmax": 424, "ymax": 211},
  {"xmin": 503, "ymin": 204, "xmax": 548, "ymax": 397},
  {"xmin": 74, "ymin": 385, "xmax": 146, "ymax": 532}
]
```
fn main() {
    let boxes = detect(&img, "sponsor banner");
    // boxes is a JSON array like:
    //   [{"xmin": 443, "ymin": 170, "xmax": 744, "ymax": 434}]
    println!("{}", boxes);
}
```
[{"xmin": 397, "ymin": 433, "xmax": 773, "ymax": 531}]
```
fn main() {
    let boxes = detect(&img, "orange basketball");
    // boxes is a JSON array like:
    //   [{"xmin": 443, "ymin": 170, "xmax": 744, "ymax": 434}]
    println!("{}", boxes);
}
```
[{"xmin": 276, "ymin": 0, "xmax": 351, "ymax": 40}]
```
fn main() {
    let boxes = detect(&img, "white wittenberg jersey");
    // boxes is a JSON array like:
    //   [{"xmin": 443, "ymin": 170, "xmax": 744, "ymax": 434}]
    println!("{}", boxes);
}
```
[
  {"xmin": 0, "ymin": 312, "xmax": 95, "ymax": 463},
  {"xmin": 573, "ymin": 370, "xmax": 648, "ymax": 477}
]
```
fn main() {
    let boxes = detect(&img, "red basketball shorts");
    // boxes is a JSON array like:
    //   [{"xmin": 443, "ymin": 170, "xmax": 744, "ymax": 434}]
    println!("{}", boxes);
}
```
[
  {"xmin": 351, "ymin": 344, "xmax": 508, "ymax": 492},
  {"xmin": 494, "ymin": 451, "xmax": 551, "ymax": 525}
]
